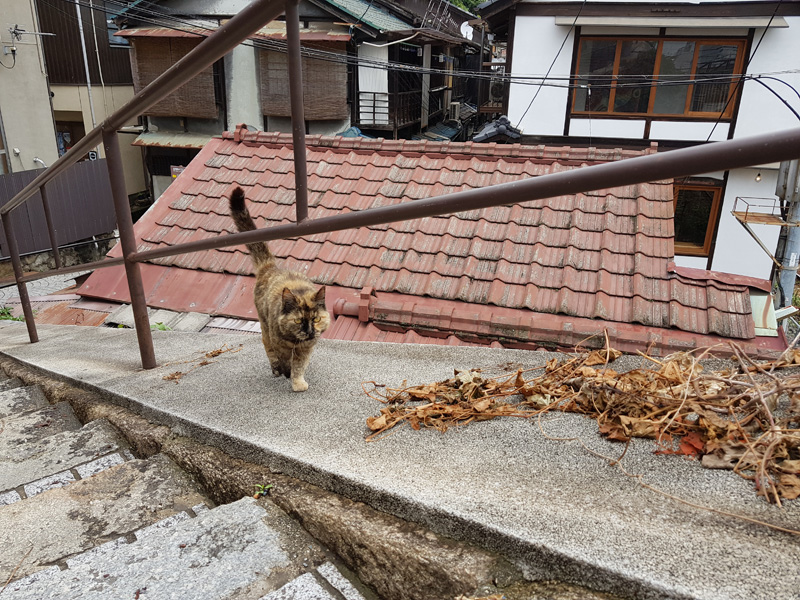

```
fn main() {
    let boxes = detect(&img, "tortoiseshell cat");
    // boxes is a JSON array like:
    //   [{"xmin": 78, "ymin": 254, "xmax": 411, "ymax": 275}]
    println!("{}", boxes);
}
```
[{"xmin": 229, "ymin": 186, "xmax": 330, "ymax": 391}]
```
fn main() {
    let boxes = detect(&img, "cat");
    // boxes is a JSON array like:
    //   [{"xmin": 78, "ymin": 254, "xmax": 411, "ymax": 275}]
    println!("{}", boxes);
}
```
[{"xmin": 228, "ymin": 186, "xmax": 330, "ymax": 392}]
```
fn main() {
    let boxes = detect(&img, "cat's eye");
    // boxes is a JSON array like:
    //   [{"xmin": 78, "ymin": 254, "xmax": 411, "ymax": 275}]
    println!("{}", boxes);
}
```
[
  {"xmin": 294, "ymin": 318, "xmax": 303, "ymax": 324},
  {"xmin": 313, "ymin": 317, "xmax": 321, "ymax": 323}
]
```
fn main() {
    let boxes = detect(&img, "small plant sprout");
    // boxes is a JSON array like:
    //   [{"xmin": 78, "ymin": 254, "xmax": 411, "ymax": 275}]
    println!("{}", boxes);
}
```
[
  {"xmin": 253, "ymin": 483, "xmax": 273, "ymax": 499},
  {"xmin": 0, "ymin": 306, "xmax": 25, "ymax": 321}
]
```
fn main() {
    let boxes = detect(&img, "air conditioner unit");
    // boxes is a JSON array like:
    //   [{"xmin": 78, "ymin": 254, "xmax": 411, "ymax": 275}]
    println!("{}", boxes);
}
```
[
  {"xmin": 489, "ymin": 80, "xmax": 506, "ymax": 103},
  {"xmin": 449, "ymin": 101, "xmax": 461, "ymax": 120}
]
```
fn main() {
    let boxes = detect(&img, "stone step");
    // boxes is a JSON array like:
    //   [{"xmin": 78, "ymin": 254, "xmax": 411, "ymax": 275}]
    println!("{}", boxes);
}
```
[
  {"xmin": 2, "ymin": 496, "xmax": 369, "ymax": 600},
  {"xmin": 0, "ymin": 418, "xmax": 131, "ymax": 504},
  {"xmin": 0, "ymin": 453, "xmax": 211, "ymax": 583},
  {"xmin": 0, "ymin": 376, "xmax": 24, "ymax": 394},
  {"xmin": 0, "ymin": 384, "xmax": 50, "ymax": 419}
]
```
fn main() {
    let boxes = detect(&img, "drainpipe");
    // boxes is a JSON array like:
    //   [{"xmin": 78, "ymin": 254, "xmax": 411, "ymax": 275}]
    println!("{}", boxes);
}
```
[
  {"xmin": 777, "ymin": 159, "xmax": 800, "ymax": 310},
  {"xmin": 75, "ymin": 0, "xmax": 98, "ymax": 149}
]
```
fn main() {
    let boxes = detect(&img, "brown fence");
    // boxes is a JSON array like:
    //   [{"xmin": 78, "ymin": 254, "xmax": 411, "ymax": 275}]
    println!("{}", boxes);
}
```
[{"xmin": 0, "ymin": 159, "xmax": 115, "ymax": 259}]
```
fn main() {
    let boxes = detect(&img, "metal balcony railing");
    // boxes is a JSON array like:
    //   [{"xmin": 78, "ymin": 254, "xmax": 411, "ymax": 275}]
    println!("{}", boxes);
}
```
[{"xmin": 2, "ymin": 0, "xmax": 800, "ymax": 370}]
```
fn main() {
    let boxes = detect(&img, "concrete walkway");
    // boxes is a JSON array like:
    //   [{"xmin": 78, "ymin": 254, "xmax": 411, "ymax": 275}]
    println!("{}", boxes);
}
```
[
  {"xmin": 0, "ymin": 272, "xmax": 89, "ymax": 303},
  {"xmin": 1, "ymin": 320, "xmax": 798, "ymax": 600}
]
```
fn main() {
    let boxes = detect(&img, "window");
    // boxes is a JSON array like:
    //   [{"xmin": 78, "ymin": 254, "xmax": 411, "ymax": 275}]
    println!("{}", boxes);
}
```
[
  {"xmin": 106, "ymin": 20, "xmax": 129, "ymax": 47},
  {"xmin": 260, "ymin": 43, "xmax": 349, "ymax": 121},
  {"xmin": 673, "ymin": 183, "xmax": 722, "ymax": 256},
  {"xmin": 573, "ymin": 38, "xmax": 746, "ymax": 119},
  {"xmin": 55, "ymin": 120, "xmax": 86, "ymax": 158},
  {"xmin": 131, "ymin": 37, "xmax": 218, "ymax": 119}
]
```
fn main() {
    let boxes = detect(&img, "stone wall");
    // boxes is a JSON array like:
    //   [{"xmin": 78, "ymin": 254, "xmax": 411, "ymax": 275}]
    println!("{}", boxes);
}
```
[{"xmin": 0, "ymin": 236, "xmax": 116, "ymax": 280}]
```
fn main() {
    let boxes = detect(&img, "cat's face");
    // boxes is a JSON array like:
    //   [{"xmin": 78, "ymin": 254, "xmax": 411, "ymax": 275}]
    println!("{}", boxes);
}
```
[{"xmin": 278, "ymin": 286, "xmax": 330, "ymax": 342}]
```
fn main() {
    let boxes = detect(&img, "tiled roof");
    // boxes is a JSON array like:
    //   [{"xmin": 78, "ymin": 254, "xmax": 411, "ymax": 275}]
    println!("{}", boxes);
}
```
[
  {"xmin": 79, "ymin": 127, "xmax": 778, "ymax": 354},
  {"xmin": 324, "ymin": 0, "xmax": 411, "ymax": 32}
]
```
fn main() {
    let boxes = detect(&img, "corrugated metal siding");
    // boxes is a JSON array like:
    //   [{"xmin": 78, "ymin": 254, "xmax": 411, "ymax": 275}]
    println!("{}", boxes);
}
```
[
  {"xmin": 0, "ymin": 159, "xmax": 116, "ymax": 258},
  {"xmin": 36, "ymin": 0, "xmax": 133, "ymax": 85}
]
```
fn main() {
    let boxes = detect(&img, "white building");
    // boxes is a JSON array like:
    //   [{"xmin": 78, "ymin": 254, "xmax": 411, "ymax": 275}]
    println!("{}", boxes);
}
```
[{"xmin": 479, "ymin": 0, "xmax": 800, "ymax": 284}]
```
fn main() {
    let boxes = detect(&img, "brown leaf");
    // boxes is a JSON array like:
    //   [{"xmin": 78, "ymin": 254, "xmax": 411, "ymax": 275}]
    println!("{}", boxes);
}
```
[
  {"xmin": 473, "ymin": 398, "xmax": 493, "ymax": 413},
  {"xmin": 701, "ymin": 441, "xmax": 748, "ymax": 469},
  {"xmin": 598, "ymin": 420, "xmax": 630, "ymax": 442},
  {"xmin": 366, "ymin": 414, "xmax": 387, "ymax": 431},
  {"xmin": 778, "ymin": 474, "xmax": 800, "ymax": 500},
  {"xmin": 585, "ymin": 348, "xmax": 622, "ymax": 366},
  {"xmin": 776, "ymin": 459, "xmax": 800, "ymax": 475},
  {"xmin": 545, "ymin": 357, "xmax": 561, "ymax": 373},
  {"xmin": 619, "ymin": 415, "xmax": 658, "ymax": 438},
  {"xmin": 678, "ymin": 431, "xmax": 705, "ymax": 457}
]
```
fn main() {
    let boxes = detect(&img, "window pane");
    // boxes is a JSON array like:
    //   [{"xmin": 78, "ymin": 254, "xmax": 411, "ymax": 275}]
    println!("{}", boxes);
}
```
[
  {"xmin": 674, "ymin": 189, "xmax": 714, "ymax": 247},
  {"xmin": 613, "ymin": 40, "xmax": 657, "ymax": 113},
  {"xmin": 575, "ymin": 40, "xmax": 616, "ymax": 112},
  {"xmin": 653, "ymin": 41, "xmax": 694, "ymax": 114},
  {"xmin": 691, "ymin": 44, "xmax": 738, "ymax": 113}
]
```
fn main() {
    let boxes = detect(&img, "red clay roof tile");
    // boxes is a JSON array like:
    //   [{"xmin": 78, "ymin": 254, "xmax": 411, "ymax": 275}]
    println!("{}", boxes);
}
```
[{"xmin": 80, "ymin": 132, "xmax": 772, "ymax": 348}]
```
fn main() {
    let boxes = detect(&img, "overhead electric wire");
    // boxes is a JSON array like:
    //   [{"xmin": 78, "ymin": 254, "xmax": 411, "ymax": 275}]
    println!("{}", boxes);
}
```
[{"xmin": 750, "ymin": 77, "xmax": 800, "ymax": 122}]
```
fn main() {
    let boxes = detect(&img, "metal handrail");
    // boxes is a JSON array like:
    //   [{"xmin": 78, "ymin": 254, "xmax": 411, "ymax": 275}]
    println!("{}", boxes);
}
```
[{"xmin": 1, "ymin": 0, "xmax": 800, "ymax": 370}]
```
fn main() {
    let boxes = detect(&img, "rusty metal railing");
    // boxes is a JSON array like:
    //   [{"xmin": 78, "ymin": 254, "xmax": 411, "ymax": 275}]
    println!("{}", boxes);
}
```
[{"xmin": 2, "ymin": 0, "xmax": 800, "ymax": 371}]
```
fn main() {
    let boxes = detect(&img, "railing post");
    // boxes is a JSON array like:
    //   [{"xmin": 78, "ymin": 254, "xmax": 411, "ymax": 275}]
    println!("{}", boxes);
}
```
[
  {"xmin": 285, "ymin": 0, "xmax": 309, "ymax": 224},
  {"xmin": 40, "ymin": 186, "xmax": 63, "ymax": 270},
  {"xmin": 102, "ymin": 127, "xmax": 156, "ymax": 369},
  {"xmin": 0, "ymin": 213, "xmax": 38, "ymax": 342}
]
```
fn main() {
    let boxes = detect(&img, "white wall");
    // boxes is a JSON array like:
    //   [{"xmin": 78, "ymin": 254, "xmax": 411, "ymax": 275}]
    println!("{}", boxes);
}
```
[
  {"xmin": 0, "ymin": 0, "xmax": 59, "ymax": 172},
  {"xmin": 50, "ymin": 84, "xmax": 146, "ymax": 196},
  {"xmin": 735, "ymin": 16, "xmax": 800, "ymax": 139},
  {"xmin": 649, "ymin": 121, "xmax": 730, "ymax": 142},
  {"xmin": 508, "ymin": 16, "xmax": 573, "ymax": 136},
  {"xmin": 225, "ymin": 44, "xmax": 263, "ymax": 132},
  {"xmin": 568, "ymin": 118, "xmax": 645, "ymax": 138},
  {"xmin": 708, "ymin": 167, "xmax": 781, "ymax": 278}
]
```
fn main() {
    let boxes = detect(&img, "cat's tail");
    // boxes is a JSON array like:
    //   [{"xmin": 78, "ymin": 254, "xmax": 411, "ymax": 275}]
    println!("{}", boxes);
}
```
[{"xmin": 229, "ymin": 186, "xmax": 274, "ymax": 268}]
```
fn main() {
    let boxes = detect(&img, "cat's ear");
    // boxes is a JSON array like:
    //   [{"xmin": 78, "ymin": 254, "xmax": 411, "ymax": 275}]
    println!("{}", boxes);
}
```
[
  {"xmin": 282, "ymin": 287, "xmax": 298, "ymax": 312},
  {"xmin": 313, "ymin": 286, "xmax": 326, "ymax": 307}
]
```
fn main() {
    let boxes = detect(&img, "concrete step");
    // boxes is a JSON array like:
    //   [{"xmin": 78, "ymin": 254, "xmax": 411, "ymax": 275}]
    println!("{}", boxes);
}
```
[
  {"xmin": 0, "ymin": 418, "xmax": 132, "ymax": 504},
  {"xmin": 2, "ymin": 496, "xmax": 368, "ymax": 600},
  {"xmin": 0, "ymin": 375, "xmax": 375, "ymax": 599},
  {"xmin": 0, "ymin": 384, "xmax": 51, "ymax": 419},
  {"xmin": 0, "ymin": 453, "xmax": 211, "ymax": 583}
]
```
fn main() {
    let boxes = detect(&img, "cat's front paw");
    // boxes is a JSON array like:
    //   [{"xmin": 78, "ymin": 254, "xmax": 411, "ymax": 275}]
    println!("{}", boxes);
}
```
[{"xmin": 291, "ymin": 378, "xmax": 309, "ymax": 392}]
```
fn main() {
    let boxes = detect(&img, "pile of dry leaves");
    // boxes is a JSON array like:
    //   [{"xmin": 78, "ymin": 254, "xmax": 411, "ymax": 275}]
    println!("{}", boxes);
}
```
[{"xmin": 364, "ymin": 342, "xmax": 800, "ymax": 504}]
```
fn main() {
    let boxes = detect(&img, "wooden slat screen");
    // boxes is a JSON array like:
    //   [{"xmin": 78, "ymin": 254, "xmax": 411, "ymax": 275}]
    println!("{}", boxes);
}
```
[
  {"xmin": 131, "ymin": 38, "xmax": 218, "ymax": 119},
  {"xmin": 259, "ymin": 43, "xmax": 349, "ymax": 120}
]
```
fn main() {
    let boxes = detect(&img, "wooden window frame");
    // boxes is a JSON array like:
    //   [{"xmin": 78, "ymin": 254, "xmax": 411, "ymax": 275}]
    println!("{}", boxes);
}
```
[
  {"xmin": 572, "ymin": 36, "xmax": 746, "ymax": 120},
  {"xmin": 673, "ymin": 183, "xmax": 723, "ymax": 257}
]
